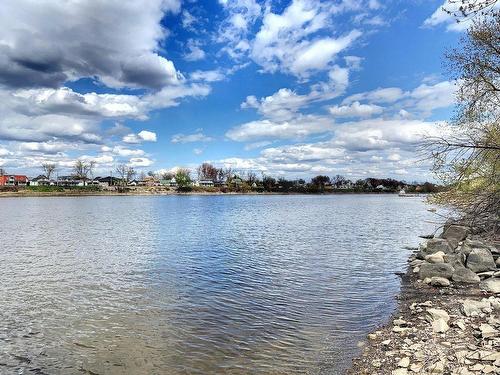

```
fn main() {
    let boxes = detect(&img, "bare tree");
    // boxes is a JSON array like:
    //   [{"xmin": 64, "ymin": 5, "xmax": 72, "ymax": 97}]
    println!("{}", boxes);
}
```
[
  {"xmin": 73, "ymin": 160, "xmax": 95, "ymax": 186},
  {"xmin": 424, "ymin": 10, "xmax": 500, "ymax": 236},
  {"xmin": 246, "ymin": 171, "xmax": 258, "ymax": 185},
  {"xmin": 197, "ymin": 163, "xmax": 218, "ymax": 181},
  {"xmin": 116, "ymin": 164, "xmax": 136, "ymax": 185},
  {"xmin": 444, "ymin": 0, "xmax": 498, "ymax": 19},
  {"xmin": 41, "ymin": 163, "xmax": 57, "ymax": 180},
  {"xmin": 331, "ymin": 174, "xmax": 348, "ymax": 188},
  {"xmin": 161, "ymin": 171, "xmax": 174, "ymax": 180}
]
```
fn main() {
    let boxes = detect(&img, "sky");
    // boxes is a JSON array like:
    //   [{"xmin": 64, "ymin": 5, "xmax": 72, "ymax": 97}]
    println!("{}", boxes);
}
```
[{"xmin": 0, "ymin": 0, "xmax": 470, "ymax": 181}]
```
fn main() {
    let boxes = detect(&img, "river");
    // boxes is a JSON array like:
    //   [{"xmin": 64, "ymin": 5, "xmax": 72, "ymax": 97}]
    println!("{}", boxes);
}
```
[{"xmin": 0, "ymin": 194, "xmax": 438, "ymax": 374}]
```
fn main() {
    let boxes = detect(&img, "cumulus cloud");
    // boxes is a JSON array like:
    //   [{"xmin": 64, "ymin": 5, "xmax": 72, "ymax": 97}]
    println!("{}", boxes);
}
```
[
  {"xmin": 342, "ymin": 80, "xmax": 456, "ymax": 116},
  {"xmin": 423, "ymin": 1, "xmax": 470, "ymax": 32},
  {"xmin": 217, "ymin": 0, "xmax": 262, "ymax": 58},
  {"xmin": 332, "ymin": 118, "xmax": 442, "ymax": 151},
  {"xmin": 184, "ymin": 39, "xmax": 206, "ymax": 61},
  {"xmin": 128, "ymin": 157, "xmax": 154, "ymax": 167},
  {"xmin": 0, "ymin": 0, "xmax": 182, "ymax": 89},
  {"xmin": 0, "ymin": 113, "xmax": 101, "ymax": 143},
  {"xmin": 250, "ymin": 0, "xmax": 361, "ymax": 78},
  {"xmin": 329, "ymin": 101, "xmax": 383, "ymax": 118},
  {"xmin": 241, "ymin": 65, "xmax": 350, "ymax": 121},
  {"xmin": 171, "ymin": 132, "xmax": 214, "ymax": 143},
  {"xmin": 122, "ymin": 130, "xmax": 157, "ymax": 144},
  {"xmin": 226, "ymin": 114, "xmax": 334, "ymax": 142},
  {"xmin": 190, "ymin": 70, "xmax": 225, "ymax": 82}
]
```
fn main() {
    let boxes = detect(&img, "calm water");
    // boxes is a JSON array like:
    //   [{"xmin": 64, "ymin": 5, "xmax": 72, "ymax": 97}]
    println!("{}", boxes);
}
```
[{"xmin": 0, "ymin": 195, "xmax": 437, "ymax": 374}]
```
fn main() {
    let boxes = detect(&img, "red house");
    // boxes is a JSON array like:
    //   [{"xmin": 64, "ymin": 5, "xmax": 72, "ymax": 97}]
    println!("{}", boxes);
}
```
[{"xmin": 0, "ymin": 175, "xmax": 29, "ymax": 186}]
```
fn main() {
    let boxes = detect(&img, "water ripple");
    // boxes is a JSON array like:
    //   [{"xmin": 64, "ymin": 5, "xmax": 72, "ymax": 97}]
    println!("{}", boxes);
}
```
[{"xmin": 0, "ymin": 195, "xmax": 438, "ymax": 374}]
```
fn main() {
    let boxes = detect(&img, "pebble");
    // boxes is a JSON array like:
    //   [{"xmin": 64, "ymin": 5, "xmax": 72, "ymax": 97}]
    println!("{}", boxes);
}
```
[{"xmin": 398, "ymin": 357, "xmax": 410, "ymax": 368}]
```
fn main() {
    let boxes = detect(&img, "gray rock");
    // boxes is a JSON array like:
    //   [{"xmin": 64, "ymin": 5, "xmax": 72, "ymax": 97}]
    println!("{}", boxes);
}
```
[
  {"xmin": 417, "ymin": 239, "xmax": 453, "ymax": 259},
  {"xmin": 419, "ymin": 263, "xmax": 454, "ymax": 280},
  {"xmin": 425, "ymin": 308, "xmax": 450, "ymax": 323},
  {"xmin": 452, "ymin": 267, "xmax": 481, "ymax": 284},
  {"xmin": 426, "ymin": 238, "xmax": 454, "ymax": 254},
  {"xmin": 429, "ymin": 277, "xmax": 450, "ymax": 287},
  {"xmin": 466, "ymin": 248, "xmax": 496, "ymax": 273},
  {"xmin": 461, "ymin": 299, "xmax": 491, "ymax": 316},
  {"xmin": 441, "ymin": 225, "xmax": 470, "ymax": 249},
  {"xmin": 460, "ymin": 239, "xmax": 489, "ymax": 256},
  {"xmin": 496, "ymin": 257, "xmax": 500, "ymax": 267},
  {"xmin": 425, "ymin": 251, "xmax": 445, "ymax": 264},
  {"xmin": 444, "ymin": 253, "xmax": 466, "ymax": 268},
  {"xmin": 480, "ymin": 278, "xmax": 500, "ymax": 294}
]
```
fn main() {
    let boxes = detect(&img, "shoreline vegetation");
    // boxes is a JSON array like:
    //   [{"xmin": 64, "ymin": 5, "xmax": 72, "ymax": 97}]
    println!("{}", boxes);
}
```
[
  {"xmin": 1, "ymin": 163, "xmax": 443, "ymax": 197},
  {"xmin": 0, "ymin": 182, "xmax": 440, "ymax": 198}
]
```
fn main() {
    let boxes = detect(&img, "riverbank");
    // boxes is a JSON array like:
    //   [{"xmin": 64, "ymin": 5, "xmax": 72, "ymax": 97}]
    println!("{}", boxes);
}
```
[
  {"xmin": 0, "ymin": 187, "xmax": 412, "ymax": 198},
  {"xmin": 347, "ymin": 226, "xmax": 500, "ymax": 374}
]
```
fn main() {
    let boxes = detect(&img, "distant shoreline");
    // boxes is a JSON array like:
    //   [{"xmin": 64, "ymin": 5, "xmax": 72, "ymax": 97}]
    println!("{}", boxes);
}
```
[{"xmin": 0, "ymin": 189, "xmax": 411, "ymax": 198}]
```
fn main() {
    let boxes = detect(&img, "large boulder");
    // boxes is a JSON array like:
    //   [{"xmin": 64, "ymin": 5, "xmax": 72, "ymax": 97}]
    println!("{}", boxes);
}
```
[
  {"xmin": 444, "ymin": 253, "xmax": 466, "ymax": 268},
  {"xmin": 441, "ymin": 225, "xmax": 470, "ymax": 249},
  {"xmin": 460, "ymin": 239, "xmax": 489, "ymax": 256},
  {"xmin": 419, "ymin": 263, "xmax": 454, "ymax": 280},
  {"xmin": 425, "ymin": 251, "xmax": 445, "ymax": 264},
  {"xmin": 466, "ymin": 248, "xmax": 496, "ymax": 273},
  {"xmin": 417, "ymin": 239, "xmax": 453, "ymax": 259},
  {"xmin": 452, "ymin": 267, "xmax": 481, "ymax": 284}
]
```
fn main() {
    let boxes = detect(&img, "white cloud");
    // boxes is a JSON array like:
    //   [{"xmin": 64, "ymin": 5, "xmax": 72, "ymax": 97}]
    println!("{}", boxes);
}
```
[
  {"xmin": 0, "ymin": 0, "xmax": 181, "ymax": 89},
  {"xmin": 182, "ymin": 10, "xmax": 199, "ymax": 30},
  {"xmin": 244, "ymin": 141, "xmax": 273, "ymax": 151},
  {"xmin": 333, "ymin": 118, "xmax": 442, "ymax": 151},
  {"xmin": 184, "ymin": 39, "xmax": 206, "ymax": 61},
  {"xmin": 328, "ymin": 101, "xmax": 383, "ymax": 118},
  {"xmin": 342, "ymin": 80, "xmax": 457, "ymax": 116},
  {"xmin": 226, "ymin": 114, "xmax": 334, "ymax": 142},
  {"xmin": 218, "ymin": 0, "xmax": 262, "ymax": 58},
  {"xmin": 423, "ymin": 1, "xmax": 471, "ymax": 32},
  {"xmin": 122, "ymin": 130, "xmax": 157, "ymax": 144},
  {"xmin": 0, "ymin": 148, "xmax": 12, "ymax": 156},
  {"xmin": 250, "ymin": 0, "xmax": 361, "ymax": 78},
  {"xmin": 408, "ymin": 81, "xmax": 456, "ymax": 112},
  {"xmin": 241, "ymin": 65, "xmax": 350, "ymax": 121},
  {"xmin": 217, "ymin": 117, "xmax": 441, "ymax": 180},
  {"xmin": 190, "ymin": 70, "xmax": 225, "ymax": 82},
  {"xmin": 171, "ymin": 132, "xmax": 214, "ymax": 143},
  {"xmin": 343, "ymin": 87, "xmax": 405, "ymax": 105},
  {"xmin": 109, "ymin": 146, "xmax": 145, "ymax": 157},
  {"xmin": 128, "ymin": 157, "xmax": 154, "ymax": 167},
  {"xmin": 387, "ymin": 153, "xmax": 401, "ymax": 161}
]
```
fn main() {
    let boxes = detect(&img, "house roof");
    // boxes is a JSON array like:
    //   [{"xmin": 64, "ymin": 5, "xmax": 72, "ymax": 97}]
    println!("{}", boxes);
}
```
[{"xmin": 1, "ymin": 175, "xmax": 28, "ymax": 182}]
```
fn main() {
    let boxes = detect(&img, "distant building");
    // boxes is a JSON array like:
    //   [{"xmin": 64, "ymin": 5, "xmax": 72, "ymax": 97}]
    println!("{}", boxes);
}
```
[
  {"xmin": 0, "ymin": 175, "xmax": 29, "ymax": 186},
  {"xmin": 30, "ymin": 175, "xmax": 51, "ymax": 186},
  {"xmin": 143, "ymin": 176, "xmax": 159, "ymax": 187},
  {"xmin": 193, "ymin": 179, "xmax": 214, "ymax": 187},
  {"xmin": 127, "ymin": 179, "xmax": 140, "ymax": 186},
  {"xmin": 160, "ymin": 178, "xmax": 177, "ymax": 187},
  {"xmin": 95, "ymin": 176, "xmax": 120, "ymax": 188},
  {"xmin": 57, "ymin": 176, "xmax": 84, "ymax": 187}
]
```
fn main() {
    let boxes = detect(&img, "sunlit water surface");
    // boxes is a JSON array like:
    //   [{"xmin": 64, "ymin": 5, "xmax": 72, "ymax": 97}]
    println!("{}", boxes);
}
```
[{"xmin": 0, "ymin": 195, "xmax": 438, "ymax": 374}]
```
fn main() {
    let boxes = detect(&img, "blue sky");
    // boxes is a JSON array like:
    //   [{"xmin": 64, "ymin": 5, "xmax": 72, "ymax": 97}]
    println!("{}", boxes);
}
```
[{"xmin": 0, "ymin": 0, "xmax": 468, "ymax": 180}]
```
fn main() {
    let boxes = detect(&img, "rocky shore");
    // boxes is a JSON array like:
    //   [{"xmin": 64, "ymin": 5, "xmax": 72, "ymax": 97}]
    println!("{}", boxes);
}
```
[{"xmin": 348, "ymin": 224, "xmax": 500, "ymax": 375}]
